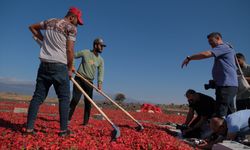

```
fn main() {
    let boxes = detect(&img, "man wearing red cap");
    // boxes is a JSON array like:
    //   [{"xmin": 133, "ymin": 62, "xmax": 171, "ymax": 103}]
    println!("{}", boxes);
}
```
[{"xmin": 26, "ymin": 7, "xmax": 83, "ymax": 137}]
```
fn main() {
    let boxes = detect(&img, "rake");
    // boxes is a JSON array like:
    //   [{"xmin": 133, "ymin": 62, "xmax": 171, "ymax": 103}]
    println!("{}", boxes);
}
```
[
  {"xmin": 75, "ymin": 72, "xmax": 144, "ymax": 131},
  {"xmin": 71, "ymin": 77, "xmax": 120, "ymax": 140}
]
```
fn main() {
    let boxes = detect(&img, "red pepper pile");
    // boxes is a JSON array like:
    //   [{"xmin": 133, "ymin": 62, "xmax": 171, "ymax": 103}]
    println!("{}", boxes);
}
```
[
  {"xmin": 0, "ymin": 101, "xmax": 192, "ymax": 149},
  {"xmin": 140, "ymin": 103, "xmax": 163, "ymax": 113}
]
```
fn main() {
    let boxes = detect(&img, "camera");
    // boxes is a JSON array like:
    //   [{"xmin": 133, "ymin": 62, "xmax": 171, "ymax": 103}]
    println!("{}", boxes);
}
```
[{"xmin": 204, "ymin": 80, "xmax": 216, "ymax": 90}]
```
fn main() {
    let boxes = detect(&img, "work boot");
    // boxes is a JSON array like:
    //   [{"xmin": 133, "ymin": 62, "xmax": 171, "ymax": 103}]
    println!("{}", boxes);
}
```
[{"xmin": 58, "ymin": 130, "xmax": 71, "ymax": 137}]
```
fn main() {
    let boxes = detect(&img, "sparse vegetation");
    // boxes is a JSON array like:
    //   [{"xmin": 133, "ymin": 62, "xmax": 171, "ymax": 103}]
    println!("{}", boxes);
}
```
[{"xmin": 114, "ymin": 93, "xmax": 126, "ymax": 103}]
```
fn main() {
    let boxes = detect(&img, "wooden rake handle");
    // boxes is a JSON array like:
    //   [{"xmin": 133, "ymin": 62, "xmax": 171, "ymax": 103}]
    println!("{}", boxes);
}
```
[
  {"xmin": 70, "ymin": 77, "xmax": 116, "ymax": 127},
  {"xmin": 75, "ymin": 72, "xmax": 143, "ymax": 127}
]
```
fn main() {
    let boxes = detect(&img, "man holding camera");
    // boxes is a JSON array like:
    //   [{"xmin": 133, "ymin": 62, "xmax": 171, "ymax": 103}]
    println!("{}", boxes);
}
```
[
  {"xmin": 182, "ymin": 32, "xmax": 238, "ymax": 118},
  {"xmin": 182, "ymin": 89, "xmax": 216, "ymax": 138}
]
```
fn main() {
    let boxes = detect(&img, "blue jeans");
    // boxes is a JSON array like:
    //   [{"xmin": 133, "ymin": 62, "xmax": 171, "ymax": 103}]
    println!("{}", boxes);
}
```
[
  {"xmin": 27, "ymin": 62, "xmax": 70, "ymax": 131},
  {"xmin": 215, "ymin": 86, "xmax": 237, "ymax": 117}
]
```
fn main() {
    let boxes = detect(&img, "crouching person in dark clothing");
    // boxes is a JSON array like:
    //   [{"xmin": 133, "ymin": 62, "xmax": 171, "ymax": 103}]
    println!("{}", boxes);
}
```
[{"xmin": 182, "ymin": 89, "xmax": 216, "ymax": 138}]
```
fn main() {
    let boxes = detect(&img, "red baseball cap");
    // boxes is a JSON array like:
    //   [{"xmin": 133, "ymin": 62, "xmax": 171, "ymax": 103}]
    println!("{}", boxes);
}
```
[{"xmin": 69, "ymin": 7, "xmax": 83, "ymax": 25}]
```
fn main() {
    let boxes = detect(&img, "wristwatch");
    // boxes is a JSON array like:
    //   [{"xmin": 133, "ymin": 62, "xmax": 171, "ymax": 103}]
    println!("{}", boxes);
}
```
[{"xmin": 186, "ymin": 56, "xmax": 191, "ymax": 61}]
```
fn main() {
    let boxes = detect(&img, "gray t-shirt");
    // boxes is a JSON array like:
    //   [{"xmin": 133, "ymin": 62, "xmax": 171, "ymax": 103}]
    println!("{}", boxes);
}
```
[{"xmin": 39, "ymin": 18, "xmax": 77, "ymax": 64}]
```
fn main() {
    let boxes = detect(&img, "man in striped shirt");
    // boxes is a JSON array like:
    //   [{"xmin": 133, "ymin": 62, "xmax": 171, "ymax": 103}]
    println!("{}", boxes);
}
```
[{"xmin": 26, "ymin": 7, "xmax": 83, "ymax": 137}]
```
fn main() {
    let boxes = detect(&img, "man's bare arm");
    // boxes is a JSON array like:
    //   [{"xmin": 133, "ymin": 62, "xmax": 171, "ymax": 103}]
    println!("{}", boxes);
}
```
[
  {"xmin": 66, "ymin": 40, "xmax": 75, "ymax": 77},
  {"xmin": 192, "ymin": 116, "xmax": 207, "ymax": 130},
  {"xmin": 29, "ymin": 23, "xmax": 44, "ymax": 41},
  {"xmin": 181, "ymin": 51, "xmax": 213, "ymax": 68},
  {"xmin": 185, "ymin": 108, "xmax": 194, "ymax": 125}
]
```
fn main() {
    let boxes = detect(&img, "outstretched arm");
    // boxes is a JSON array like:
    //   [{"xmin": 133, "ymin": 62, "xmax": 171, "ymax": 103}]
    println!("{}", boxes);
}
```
[{"xmin": 181, "ymin": 51, "xmax": 213, "ymax": 68}]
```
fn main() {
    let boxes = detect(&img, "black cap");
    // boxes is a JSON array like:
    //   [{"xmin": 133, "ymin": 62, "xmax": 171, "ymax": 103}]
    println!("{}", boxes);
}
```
[
  {"xmin": 93, "ymin": 38, "xmax": 106, "ymax": 47},
  {"xmin": 185, "ymin": 89, "xmax": 196, "ymax": 97}
]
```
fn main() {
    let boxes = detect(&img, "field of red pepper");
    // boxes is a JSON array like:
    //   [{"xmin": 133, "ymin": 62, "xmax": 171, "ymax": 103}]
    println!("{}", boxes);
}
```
[{"xmin": 0, "ymin": 101, "xmax": 194, "ymax": 150}]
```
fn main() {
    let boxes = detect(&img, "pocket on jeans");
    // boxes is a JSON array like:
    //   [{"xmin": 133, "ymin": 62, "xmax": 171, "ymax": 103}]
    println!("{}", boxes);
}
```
[{"xmin": 56, "ymin": 67, "xmax": 68, "ymax": 83}]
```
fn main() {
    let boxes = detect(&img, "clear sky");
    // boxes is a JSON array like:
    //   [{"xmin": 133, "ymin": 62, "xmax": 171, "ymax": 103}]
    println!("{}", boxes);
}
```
[{"xmin": 0, "ymin": 0, "xmax": 250, "ymax": 104}]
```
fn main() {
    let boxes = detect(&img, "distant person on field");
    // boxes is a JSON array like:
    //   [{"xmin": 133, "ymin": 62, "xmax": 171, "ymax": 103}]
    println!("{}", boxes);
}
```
[
  {"xmin": 182, "ymin": 89, "xmax": 216, "ymax": 138},
  {"xmin": 181, "ymin": 32, "xmax": 238, "ymax": 118},
  {"xmin": 236, "ymin": 53, "xmax": 250, "ymax": 110},
  {"xmin": 26, "ymin": 7, "xmax": 83, "ymax": 137},
  {"xmin": 68, "ymin": 38, "xmax": 105, "ymax": 125}
]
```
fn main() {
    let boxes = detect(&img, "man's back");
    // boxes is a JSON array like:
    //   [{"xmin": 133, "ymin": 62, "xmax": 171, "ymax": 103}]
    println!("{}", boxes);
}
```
[
  {"xmin": 189, "ymin": 93, "xmax": 216, "ymax": 118},
  {"xmin": 40, "ymin": 18, "xmax": 77, "ymax": 64},
  {"xmin": 226, "ymin": 109, "xmax": 250, "ymax": 134}
]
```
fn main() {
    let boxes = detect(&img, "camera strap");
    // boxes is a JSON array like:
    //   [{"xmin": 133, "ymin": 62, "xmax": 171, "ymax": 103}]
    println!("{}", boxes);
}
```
[
  {"xmin": 235, "ymin": 55, "xmax": 250, "ymax": 97},
  {"xmin": 235, "ymin": 55, "xmax": 245, "ymax": 76}
]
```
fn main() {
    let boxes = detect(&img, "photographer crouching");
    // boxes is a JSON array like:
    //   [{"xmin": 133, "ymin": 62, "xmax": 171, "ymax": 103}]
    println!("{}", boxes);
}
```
[
  {"xmin": 181, "ymin": 89, "xmax": 216, "ymax": 138},
  {"xmin": 182, "ymin": 32, "xmax": 238, "ymax": 118}
]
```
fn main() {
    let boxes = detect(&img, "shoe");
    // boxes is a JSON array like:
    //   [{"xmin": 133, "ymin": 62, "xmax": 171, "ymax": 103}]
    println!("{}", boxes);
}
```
[
  {"xmin": 58, "ymin": 130, "xmax": 71, "ymax": 137},
  {"xmin": 23, "ymin": 130, "xmax": 36, "ymax": 136},
  {"xmin": 82, "ymin": 123, "xmax": 88, "ymax": 126},
  {"xmin": 82, "ymin": 120, "xmax": 89, "ymax": 126}
]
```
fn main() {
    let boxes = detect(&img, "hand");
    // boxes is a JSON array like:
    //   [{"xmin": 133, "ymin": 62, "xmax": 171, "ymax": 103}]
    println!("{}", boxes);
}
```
[
  {"xmin": 68, "ymin": 70, "xmax": 73, "ymax": 78},
  {"xmin": 33, "ymin": 35, "xmax": 38, "ymax": 40},
  {"xmin": 181, "ymin": 57, "xmax": 190, "ymax": 68},
  {"xmin": 68, "ymin": 66, "xmax": 75, "ymax": 78},
  {"xmin": 72, "ymin": 66, "xmax": 76, "ymax": 73},
  {"xmin": 196, "ymin": 140, "xmax": 209, "ymax": 149},
  {"xmin": 98, "ymin": 84, "xmax": 102, "ymax": 91}
]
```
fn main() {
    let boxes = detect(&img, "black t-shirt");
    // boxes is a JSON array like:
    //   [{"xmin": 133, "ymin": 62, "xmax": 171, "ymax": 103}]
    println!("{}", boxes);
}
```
[{"xmin": 189, "ymin": 93, "xmax": 216, "ymax": 118}]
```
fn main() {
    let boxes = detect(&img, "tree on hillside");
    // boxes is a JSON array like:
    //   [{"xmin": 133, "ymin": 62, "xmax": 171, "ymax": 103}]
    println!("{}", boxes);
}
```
[{"xmin": 114, "ymin": 93, "xmax": 126, "ymax": 103}]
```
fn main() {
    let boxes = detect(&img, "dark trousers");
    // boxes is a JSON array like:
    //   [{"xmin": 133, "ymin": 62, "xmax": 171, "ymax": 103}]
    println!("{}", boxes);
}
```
[
  {"xmin": 27, "ymin": 62, "xmax": 70, "ymax": 131},
  {"xmin": 68, "ymin": 76, "xmax": 93, "ymax": 125},
  {"xmin": 215, "ymin": 86, "xmax": 237, "ymax": 117},
  {"xmin": 236, "ymin": 98, "xmax": 250, "ymax": 111}
]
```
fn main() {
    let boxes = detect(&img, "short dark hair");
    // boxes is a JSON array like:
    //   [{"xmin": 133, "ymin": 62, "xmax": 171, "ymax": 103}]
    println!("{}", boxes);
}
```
[
  {"xmin": 236, "ymin": 53, "xmax": 246, "ymax": 61},
  {"xmin": 185, "ymin": 89, "xmax": 196, "ymax": 97},
  {"xmin": 65, "ymin": 12, "xmax": 76, "ymax": 18},
  {"xmin": 207, "ymin": 32, "xmax": 222, "ymax": 39}
]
